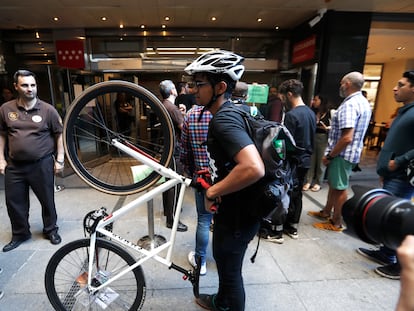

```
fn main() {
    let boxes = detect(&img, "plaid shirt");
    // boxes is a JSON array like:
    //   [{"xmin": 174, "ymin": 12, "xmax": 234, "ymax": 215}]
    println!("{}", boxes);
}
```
[
  {"xmin": 327, "ymin": 91, "xmax": 371, "ymax": 163},
  {"xmin": 180, "ymin": 105, "xmax": 212, "ymax": 176}
]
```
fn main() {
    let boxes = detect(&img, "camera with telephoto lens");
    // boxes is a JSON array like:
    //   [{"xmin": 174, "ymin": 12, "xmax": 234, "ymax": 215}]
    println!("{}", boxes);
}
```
[{"xmin": 342, "ymin": 185, "xmax": 414, "ymax": 250}]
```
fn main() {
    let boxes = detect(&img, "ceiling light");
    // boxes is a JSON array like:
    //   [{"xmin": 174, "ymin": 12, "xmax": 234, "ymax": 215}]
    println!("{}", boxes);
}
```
[
  {"xmin": 101, "ymin": 17, "xmax": 107, "ymax": 21},
  {"xmin": 257, "ymin": 18, "xmax": 262, "ymax": 22},
  {"xmin": 275, "ymin": 26, "xmax": 279, "ymax": 30},
  {"xmin": 120, "ymin": 24, "xmax": 124, "ymax": 29},
  {"xmin": 53, "ymin": 17, "xmax": 59, "ymax": 21},
  {"xmin": 35, "ymin": 31, "xmax": 40, "ymax": 39},
  {"xmin": 164, "ymin": 16, "xmax": 170, "ymax": 21},
  {"xmin": 396, "ymin": 46, "xmax": 406, "ymax": 51},
  {"xmin": 162, "ymin": 24, "xmax": 166, "ymax": 29},
  {"xmin": 211, "ymin": 17, "xmax": 217, "ymax": 21},
  {"xmin": 140, "ymin": 24, "xmax": 145, "ymax": 29}
]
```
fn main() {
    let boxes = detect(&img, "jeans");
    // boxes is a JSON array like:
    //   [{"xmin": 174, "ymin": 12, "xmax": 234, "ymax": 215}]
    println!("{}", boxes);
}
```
[
  {"xmin": 306, "ymin": 133, "xmax": 328, "ymax": 185},
  {"xmin": 194, "ymin": 190, "xmax": 213, "ymax": 265},
  {"xmin": 383, "ymin": 178, "xmax": 414, "ymax": 200},
  {"xmin": 213, "ymin": 220, "xmax": 260, "ymax": 311},
  {"xmin": 380, "ymin": 178, "xmax": 414, "ymax": 260}
]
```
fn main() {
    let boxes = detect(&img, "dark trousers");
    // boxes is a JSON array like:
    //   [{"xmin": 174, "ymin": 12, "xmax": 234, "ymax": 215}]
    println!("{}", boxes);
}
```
[
  {"xmin": 5, "ymin": 155, "xmax": 58, "ymax": 240},
  {"xmin": 163, "ymin": 157, "xmax": 179, "ymax": 224},
  {"xmin": 286, "ymin": 166, "xmax": 308, "ymax": 225},
  {"xmin": 213, "ymin": 221, "xmax": 260, "ymax": 311}
]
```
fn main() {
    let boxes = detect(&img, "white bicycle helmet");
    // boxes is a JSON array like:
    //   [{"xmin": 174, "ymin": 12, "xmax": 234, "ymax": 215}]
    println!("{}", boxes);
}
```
[{"xmin": 185, "ymin": 50, "xmax": 245, "ymax": 81}]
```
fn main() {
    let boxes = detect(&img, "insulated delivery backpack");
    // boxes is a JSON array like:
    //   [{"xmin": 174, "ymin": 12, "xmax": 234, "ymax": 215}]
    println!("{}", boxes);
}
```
[{"xmin": 221, "ymin": 106, "xmax": 302, "ymax": 222}]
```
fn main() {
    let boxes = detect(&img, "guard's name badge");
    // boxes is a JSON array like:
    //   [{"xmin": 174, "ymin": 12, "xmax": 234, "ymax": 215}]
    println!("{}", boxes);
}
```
[{"xmin": 32, "ymin": 115, "xmax": 42, "ymax": 123}]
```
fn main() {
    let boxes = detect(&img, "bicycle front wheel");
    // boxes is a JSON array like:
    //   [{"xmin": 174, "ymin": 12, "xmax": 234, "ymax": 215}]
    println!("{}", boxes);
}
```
[
  {"xmin": 64, "ymin": 80, "xmax": 175, "ymax": 195},
  {"xmin": 45, "ymin": 238, "xmax": 146, "ymax": 311}
]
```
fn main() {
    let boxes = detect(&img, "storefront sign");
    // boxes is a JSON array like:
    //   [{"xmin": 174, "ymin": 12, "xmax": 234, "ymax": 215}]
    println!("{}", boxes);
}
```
[
  {"xmin": 247, "ymin": 84, "xmax": 269, "ymax": 104},
  {"xmin": 55, "ymin": 40, "xmax": 85, "ymax": 69},
  {"xmin": 292, "ymin": 35, "xmax": 316, "ymax": 65}
]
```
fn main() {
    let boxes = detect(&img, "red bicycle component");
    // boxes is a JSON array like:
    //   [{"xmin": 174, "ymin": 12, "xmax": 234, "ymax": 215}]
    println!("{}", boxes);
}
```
[{"xmin": 192, "ymin": 169, "xmax": 218, "ymax": 213}]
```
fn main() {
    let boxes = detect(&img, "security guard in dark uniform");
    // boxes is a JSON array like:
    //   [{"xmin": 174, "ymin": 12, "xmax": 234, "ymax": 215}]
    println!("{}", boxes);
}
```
[{"xmin": 0, "ymin": 70, "xmax": 64, "ymax": 252}]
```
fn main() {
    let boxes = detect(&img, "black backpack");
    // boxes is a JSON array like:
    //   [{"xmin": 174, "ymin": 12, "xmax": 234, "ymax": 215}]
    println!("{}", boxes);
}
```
[{"xmin": 221, "ymin": 106, "xmax": 301, "ymax": 222}]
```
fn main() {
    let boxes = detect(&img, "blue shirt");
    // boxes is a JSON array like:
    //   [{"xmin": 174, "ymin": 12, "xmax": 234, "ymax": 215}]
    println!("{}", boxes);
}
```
[{"xmin": 327, "ymin": 91, "xmax": 371, "ymax": 163}]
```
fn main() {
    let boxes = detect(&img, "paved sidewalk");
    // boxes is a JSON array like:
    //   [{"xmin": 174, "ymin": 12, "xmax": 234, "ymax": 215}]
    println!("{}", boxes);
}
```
[{"xmin": 0, "ymin": 150, "xmax": 400, "ymax": 310}]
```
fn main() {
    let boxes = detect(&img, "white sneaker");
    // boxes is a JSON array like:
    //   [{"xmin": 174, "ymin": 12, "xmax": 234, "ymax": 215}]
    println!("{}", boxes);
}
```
[
  {"xmin": 188, "ymin": 251, "xmax": 207, "ymax": 276},
  {"xmin": 188, "ymin": 251, "xmax": 197, "ymax": 268},
  {"xmin": 200, "ymin": 262, "xmax": 207, "ymax": 276}
]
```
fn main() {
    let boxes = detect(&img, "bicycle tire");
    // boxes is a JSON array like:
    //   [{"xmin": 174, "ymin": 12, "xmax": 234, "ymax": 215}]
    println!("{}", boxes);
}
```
[
  {"xmin": 64, "ymin": 80, "xmax": 175, "ymax": 195},
  {"xmin": 45, "ymin": 238, "xmax": 146, "ymax": 311}
]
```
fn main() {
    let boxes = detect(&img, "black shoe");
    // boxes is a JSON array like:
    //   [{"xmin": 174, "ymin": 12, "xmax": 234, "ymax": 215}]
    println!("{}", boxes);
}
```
[
  {"xmin": 352, "ymin": 164, "xmax": 362, "ymax": 172},
  {"xmin": 195, "ymin": 294, "xmax": 220, "ymax": 311},
  {"xmin": 166, "ymin": 221, "xmax": 188, "ymax": 232},
  {"xmin": 3, "ymin": 236, "xmax": 31, "ymax": 252},
  {"xmin": 357, "ymin": 248, "xmax": 396, "ymax": 265},
  {"xmin": 283, "ymin": 225, "xmax": 299, "ymax": 239},
  {"xmin": 375, "ymin": 263, "xmax": 401, "ymax": 280},
  {"xmin": 44, "ymin": 231, "xmax": 62, "ymax": 245}
]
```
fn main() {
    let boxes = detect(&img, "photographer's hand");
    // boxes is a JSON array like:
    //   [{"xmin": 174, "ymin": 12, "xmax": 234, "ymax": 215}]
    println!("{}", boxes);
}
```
[{"xmin": 396, "ymin": 235, "xmax": 414, "ymax": 311}]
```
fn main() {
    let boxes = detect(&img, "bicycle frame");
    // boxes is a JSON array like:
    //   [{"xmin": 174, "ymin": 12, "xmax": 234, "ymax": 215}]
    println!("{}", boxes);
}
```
[{"xmin": 84, "ymin": 138, "xmax": 198, "ymax": 295}]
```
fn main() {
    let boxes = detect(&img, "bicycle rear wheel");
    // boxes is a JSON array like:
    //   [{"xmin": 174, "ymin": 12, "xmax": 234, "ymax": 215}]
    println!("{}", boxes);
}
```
[
  {"xmin": 45, "ymin": 238, "xmax": 146, "ymax": 311},
  {"xmin": 64, "ymin": 80, "xmax": 175, "ymax": 195}
]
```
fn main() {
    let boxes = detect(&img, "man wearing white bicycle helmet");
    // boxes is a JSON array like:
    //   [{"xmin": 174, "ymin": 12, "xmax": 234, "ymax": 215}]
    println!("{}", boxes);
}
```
[{"xmin": 185, "ymin": 50, "xmax": 265, "ymax": 310}]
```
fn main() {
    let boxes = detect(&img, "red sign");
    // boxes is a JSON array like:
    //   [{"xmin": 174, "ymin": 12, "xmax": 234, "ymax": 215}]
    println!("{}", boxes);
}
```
[
  {"xmin": 55, "ymin": 40, "xmax": 85, "ymax": 69},
  {"xmin": 292, "ymin": 35, "xmax": 316, "ymax": 65}
]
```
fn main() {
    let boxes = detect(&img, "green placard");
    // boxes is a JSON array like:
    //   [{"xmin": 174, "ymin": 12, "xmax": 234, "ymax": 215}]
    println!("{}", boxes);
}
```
[{"xmin": 246, "ymin": 84, "xmax": 269, "ymax": 104}]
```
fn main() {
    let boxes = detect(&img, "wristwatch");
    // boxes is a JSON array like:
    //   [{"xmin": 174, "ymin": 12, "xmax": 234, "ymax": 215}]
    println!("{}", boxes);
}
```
[{"xmin": 326, "ymin": 153, "xmax": 335, "ymax": 161}]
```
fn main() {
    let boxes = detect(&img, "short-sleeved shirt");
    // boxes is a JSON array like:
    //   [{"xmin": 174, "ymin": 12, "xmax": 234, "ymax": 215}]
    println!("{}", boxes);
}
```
[
  {"xmin": 0, "ymin": 99, "xmax": 63, "ymax": 162},
  {"xmin": 327, "ymin": 91, "xmax": 371, "ymax": 163},
  {"xmin": 284, "ymin": 105, "xmax": 316, "ymax": 168},
  {"xmin": 207, "ymin": 102, "xmax": 258, "ymax": 227}
]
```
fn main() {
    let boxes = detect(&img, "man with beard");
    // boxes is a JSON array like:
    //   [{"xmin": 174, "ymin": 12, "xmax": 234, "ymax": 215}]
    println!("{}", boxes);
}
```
[
  {"xmin": 308, "ymin": 71, "xmax": 371, "ymax": 231},
  {"xmin": 275, "ymin": 79, "xmax": 316, "ymax": 241}
]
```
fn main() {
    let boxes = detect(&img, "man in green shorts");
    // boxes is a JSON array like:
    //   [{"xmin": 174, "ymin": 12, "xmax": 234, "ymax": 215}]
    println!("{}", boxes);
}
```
[{"xmin": 308, "ymin": 72, "xmax": 371, "ymax": 231}]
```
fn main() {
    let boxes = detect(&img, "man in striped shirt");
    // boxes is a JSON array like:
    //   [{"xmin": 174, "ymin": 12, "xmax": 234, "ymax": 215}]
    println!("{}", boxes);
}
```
[{"xmin": 309, "ymin": 71, "xmax": 371, "ymax": 231}]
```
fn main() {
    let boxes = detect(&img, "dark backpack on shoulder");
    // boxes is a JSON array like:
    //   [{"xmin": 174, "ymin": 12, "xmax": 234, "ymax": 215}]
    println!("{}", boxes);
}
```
[{"xmin": 220, "ymin": 106, "xmax": 302, "ymax": 222}]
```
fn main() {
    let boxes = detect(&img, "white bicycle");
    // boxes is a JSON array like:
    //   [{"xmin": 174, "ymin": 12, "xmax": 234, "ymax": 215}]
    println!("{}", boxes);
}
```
[{"xmin": 44, "ymin": 81, "xmax": 201, "ymax": 310}]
